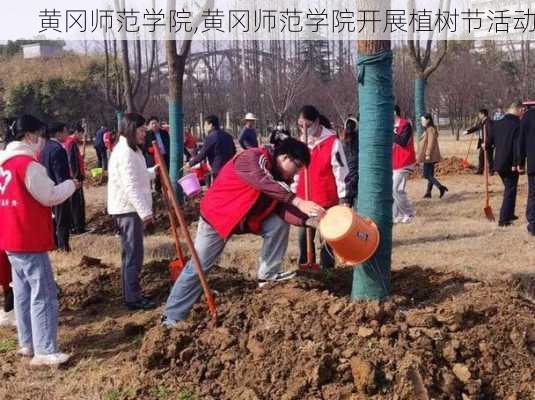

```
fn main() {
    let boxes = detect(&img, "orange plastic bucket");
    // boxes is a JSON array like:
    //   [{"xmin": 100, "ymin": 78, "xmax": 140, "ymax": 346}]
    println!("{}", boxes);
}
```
[{"xmin": 318, "ymin": 206, "xmax": 380, "ymax": 266}]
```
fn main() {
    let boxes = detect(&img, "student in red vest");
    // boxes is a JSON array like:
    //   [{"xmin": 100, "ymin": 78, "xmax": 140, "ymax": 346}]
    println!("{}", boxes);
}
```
[
  {"xmin": 0, "ymin": 114, "xmax": 80, "ymax": 366},
  {"xmin": 0, "ymin": 250, "xmax": 15, "ymax": 327},
  {"xmin": 393, "ymin": 105, "xmax": 416, "ymax": 223},
  {"xmin": 162, "ymin": 138, "xmax": 324, "ymax": 325},
  {"xmin": 295, "ymin": 106, "xmax": 349, "ymax": 269}
]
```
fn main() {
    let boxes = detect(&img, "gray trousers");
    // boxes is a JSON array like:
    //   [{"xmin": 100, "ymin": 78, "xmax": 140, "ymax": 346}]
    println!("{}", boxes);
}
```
[
  {"xmin": 164, "ymin": 214, "xmax": 289, "ymax": 321},
  {"xmin": 115, "ymin": 213, "xmax": 144, "ymax": 303}
]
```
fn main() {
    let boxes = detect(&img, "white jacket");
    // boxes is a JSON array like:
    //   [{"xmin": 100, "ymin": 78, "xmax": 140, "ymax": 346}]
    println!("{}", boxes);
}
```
[
  {"xmin": 107, "ymin": 136, "xmax": 157, "ymax": 220},
  {"xmin": 0, "ymin": 141, "xmax": 76, "ymax": 206}
]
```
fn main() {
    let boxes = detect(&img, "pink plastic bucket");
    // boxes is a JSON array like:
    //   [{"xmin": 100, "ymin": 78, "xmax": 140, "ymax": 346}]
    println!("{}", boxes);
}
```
[{"xmin": 178, "ymin": 173, "xmax": 201, "ymax": 197}]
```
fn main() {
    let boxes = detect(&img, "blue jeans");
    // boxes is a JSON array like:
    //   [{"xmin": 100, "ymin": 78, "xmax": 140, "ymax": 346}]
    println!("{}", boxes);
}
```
[
  {"xmin": 164, "ymin": 214, "xmax": 289, "ymax": 321},
  {"xmin": 7, "ymin": 252, "xmax": 59, "ymax": 355}
]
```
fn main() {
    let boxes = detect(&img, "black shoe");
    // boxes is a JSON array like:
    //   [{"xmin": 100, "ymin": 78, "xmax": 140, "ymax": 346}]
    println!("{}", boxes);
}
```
[
  {"xmin": 125, "ymin": 298, "xmax": 156, "ymax": 311},
  {"xmin": 423, "ymin": 192, "xmax": 432, "ymax": 199},
  {"xmin": 527, "ymin": 225, "xmax": 535, "ymax": 236},
  {"xmin": 498, "ymin": 221, "xmax": 512, "ymax": 227},
  {"xmin": 439, "ymin": 187, "xmax": 449, "ymax": 199},
  {"xmin": 510, "ymin": 215, "xmax": 519, "ymax": 221}
]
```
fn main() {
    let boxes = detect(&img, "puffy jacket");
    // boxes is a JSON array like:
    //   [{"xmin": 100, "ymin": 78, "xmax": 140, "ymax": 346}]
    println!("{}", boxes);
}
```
[{"xmin": 107, "ymin": 136, "xmax": 157, "ymax": 220}]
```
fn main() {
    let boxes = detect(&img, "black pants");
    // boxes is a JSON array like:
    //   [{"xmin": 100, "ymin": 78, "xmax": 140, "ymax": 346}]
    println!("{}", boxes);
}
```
[
  {"xmin": 498, "ymin": 171, "xmax": 519, "ymax": 225},
  {"xmin": 477, "ymin": 143, "xmax": 494, "ymax": 174},
  {"xmin": 3, "ymin": 286, "xmax": 13, "ymax": 313},
  {"xmin": 298, "ymin": 227, "xmax": 335, "ymax": 269},
  {"xmin": 53, "ymin": 201, "xmax": 71, "ymax": 252},
  {"xmin": 423, "ymin": 163, "xmax": 444, "ymax": 194},
  {"xmin": 71, "ymin": 187, "xmax": 86, "ymax": 232},
  {"xmin": 95, "ymin": 147, "xmax": 108, "ymax": 170},
  {"xmin": 527, "ymin": 174, "xmax": 535, "ymax": 232}
]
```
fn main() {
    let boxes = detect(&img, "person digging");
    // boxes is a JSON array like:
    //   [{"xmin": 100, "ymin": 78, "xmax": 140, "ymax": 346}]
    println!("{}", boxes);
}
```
[{"xmin": 162, "ymin": 138, "xmax": 324, "ymax": 326}]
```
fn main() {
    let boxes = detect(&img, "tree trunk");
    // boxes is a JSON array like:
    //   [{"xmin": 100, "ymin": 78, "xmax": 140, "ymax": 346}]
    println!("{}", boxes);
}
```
[
  {"xmin": 166, "ymin": 39, "xmax": 185, "ymax": 195},
  {"xmin": 414, "ymin": 76, "xmax": 426, "ymax": 138},
  {"xmin": 352, "ymin": 0, "xmax": 393, "ymax": 301}
]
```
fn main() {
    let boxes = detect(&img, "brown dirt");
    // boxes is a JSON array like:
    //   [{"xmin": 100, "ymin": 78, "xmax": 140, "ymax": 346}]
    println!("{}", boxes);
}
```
[
  {"xmin": 136, "ymin": 266, "xmax": 534, "ymax": 400},
  {"xmin": 88, "ymin": 195, "xmax": 200, "ymax": 235},
  {"xmin": 410, "ymin": 157, "xmax": 475, "ymax": 179}
]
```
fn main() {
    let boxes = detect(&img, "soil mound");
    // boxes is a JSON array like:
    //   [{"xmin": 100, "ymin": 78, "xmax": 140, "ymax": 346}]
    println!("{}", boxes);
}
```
[
  {"xmin": 411, "ymin": 157, "xmax": 475, "ymax": 179},
  {"xmin": 138, "ymin": 266, "xmax": 534, "ymax": 399}
]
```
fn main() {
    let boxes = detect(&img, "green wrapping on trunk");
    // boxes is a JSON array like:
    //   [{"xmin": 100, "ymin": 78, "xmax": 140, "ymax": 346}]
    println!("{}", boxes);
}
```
[
  {"xmin": 116, "ymin": 111, "xmax": 124, "ymax": 131},
  {"xmin": 351, "ymin": 50, "xmax": 394, "ymax": 301},
  {"xmin": 415, "ymin": 78, "xmax": 427, "ymax": 138},
  {"xmin": 169, "ymin": 100, "xmax": 184, "ymax": 197}
]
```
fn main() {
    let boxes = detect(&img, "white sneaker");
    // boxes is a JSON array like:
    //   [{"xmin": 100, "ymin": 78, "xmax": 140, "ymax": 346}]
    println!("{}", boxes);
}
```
[
  {"xmin": 0, "ymin": 310, "xmax": 16, "ymax": 327},
  {"xmin": 401, "ymin": 216, "xmax": 413, "ymax": 224},
  {"xmin": 258, "ymin": 270, "xmax": 297, "ymax": 288},
  {"xmin": 393, "ymin": 217, "xmax": 403, "ymax": 224},
  {"xmin": 17, "ymin": 346, "xmax": 34, "ymax": 357},
  {"xmin": 30, "ymin": 352, "xmax": 71, "ymax": 366}
]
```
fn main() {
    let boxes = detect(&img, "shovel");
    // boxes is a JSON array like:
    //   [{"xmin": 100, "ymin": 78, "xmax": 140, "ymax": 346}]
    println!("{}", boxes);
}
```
[
  {"xmin": 482, "ymin": 127, "xmax": 495, "ymax": 221},
  {"xmin": 299, "ymin": 128, "xmax": 320, "ymax": 272},
  {"xmin": 153, "ymin": 141, "xmax": 217, "ymax": 320},
  {"xmin": 161, "ymin": 185, "xmax": 188, "ymax": 281},
  {"xmin": 461, "ymin": 134, "xmax": 475, "ymax": 169}
]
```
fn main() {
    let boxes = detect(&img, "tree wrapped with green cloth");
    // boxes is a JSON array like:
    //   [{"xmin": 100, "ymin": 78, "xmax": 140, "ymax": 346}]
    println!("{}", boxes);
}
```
[{"xmin": 352, "ymin": 0, "xmax": 394, "ymax": 300}]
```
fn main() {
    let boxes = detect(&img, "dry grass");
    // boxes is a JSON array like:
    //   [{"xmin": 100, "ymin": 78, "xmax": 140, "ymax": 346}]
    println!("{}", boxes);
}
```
[{"xmin": 0, "ymin": 135, "xmax": 533, "ymax": 399}]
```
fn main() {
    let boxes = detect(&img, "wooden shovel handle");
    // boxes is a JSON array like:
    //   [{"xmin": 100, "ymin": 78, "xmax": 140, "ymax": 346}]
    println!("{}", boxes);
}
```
[{"xmin": 153, "ymin": 141, "xmax": 217, "ymax": 319}]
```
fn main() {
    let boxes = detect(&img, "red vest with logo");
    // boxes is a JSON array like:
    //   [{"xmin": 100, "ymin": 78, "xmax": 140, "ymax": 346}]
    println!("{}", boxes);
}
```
[
  {"xmin": 393, "ymin": 118, "xmax": 416, "ymax": 170},
  {"xmin": 0, "ymin": 156, "xmax": 55, "ymax": 252},
  {"xmin": 200, "ymin": 148, "xmax": 277, "ymax": 239},
  {"xmin": 296, "ymin": 135, "xmax": 339, "ymax": 208}
]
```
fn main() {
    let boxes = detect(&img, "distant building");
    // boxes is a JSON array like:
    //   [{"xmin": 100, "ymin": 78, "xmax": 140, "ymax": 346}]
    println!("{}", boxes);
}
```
[{"xmin": 22, "ymin": 42, "xmax": 64, "ymax": 59}]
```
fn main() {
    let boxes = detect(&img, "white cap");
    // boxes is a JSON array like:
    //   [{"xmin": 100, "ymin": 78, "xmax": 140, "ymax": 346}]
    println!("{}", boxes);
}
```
[{"xmin": 244, "ymin": 113, "xmax": 257, "ymax": 121}]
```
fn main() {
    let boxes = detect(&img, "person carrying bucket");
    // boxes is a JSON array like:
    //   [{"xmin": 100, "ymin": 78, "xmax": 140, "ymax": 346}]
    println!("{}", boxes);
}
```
[
  {"xmin": 295, "ymin": 105, "xmax": 349, "ymax": 270},
  {"xmin": 162, "ymin": 138, "xmax": 325, "ymax": 326},
  {"xmin": 184, "ymin": 115, "xmax": 236, "ymax": 181},
  {"xmin": 393, "ymin": 105, "xmax": 416, "ymax": 224}
]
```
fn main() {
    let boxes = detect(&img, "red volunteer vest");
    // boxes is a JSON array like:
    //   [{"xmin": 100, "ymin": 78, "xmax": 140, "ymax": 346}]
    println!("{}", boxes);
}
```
[
  {"xmin": 296, "ymin": 135, "xmax": 339, "ymax": 208},
  {"xmin": 393, "ymin": 118, "xmax": 416, "ymax": 170},
  {"xmin": 200, "ymin": 148, "xmax": 277, "ymax": 239},
  {"xmin": 0, "ymin": 156, "xmax": 55, "ymax": 252}
]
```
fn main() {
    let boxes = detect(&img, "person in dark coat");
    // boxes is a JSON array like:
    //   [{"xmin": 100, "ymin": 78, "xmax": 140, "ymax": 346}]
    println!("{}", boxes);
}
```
[
  {"xmin": 269, "ymin": 120, "xmax": 291, "ymax": 146},
  {"xmin": 239, "ymin": 113, "xmax": 259, "ymax": 149},
  {"xmin": 518, "ymin": 106, "xmax": 535, "ymax": 235},
  {"xmin": 463, "ymin": 108, "xmax": 494, "ymax": 175},
  {"xmin": 144, "ymin": 116, "xmax": 171, "ymax": 169},
  {"xmin": 93, "ymin": 126, "xmax": 108, "ymax": 171},
  {"xmin": 185, "ymin": 115, "xmax": 236, "ymax": 180},
  {"xmin": 39, "ymin": 123, "xmax": 72, "ymax": 251},
  {"xmin": 64, "ymin": 123, "xmax": 87, "ymax": 234},
  {"xmin": 340, "ymin": 117, "xmax": 358, "ymax": 207},
  {"xmin": 487, "ymin": 102, "xmax": 523, "ymax": 227}
]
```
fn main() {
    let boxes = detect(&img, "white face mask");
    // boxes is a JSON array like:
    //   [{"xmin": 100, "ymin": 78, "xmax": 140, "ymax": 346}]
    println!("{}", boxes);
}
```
[
  {"xmin": 307, "ymin": 125, "xmax": 320, "ymax": 137},
  {"xmin": 277, "ymin": 124, "xmax": 284, "ymax": 131}
]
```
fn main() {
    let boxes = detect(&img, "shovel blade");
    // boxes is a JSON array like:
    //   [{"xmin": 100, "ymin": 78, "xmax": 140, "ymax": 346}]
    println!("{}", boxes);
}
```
[
  {"xmin": 484, "ymin": 206, "xmax": 495, "ymax": 222},
  {"xmin": 169, "ymin": 258, "xmax": 187, "ymax": 282}
]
